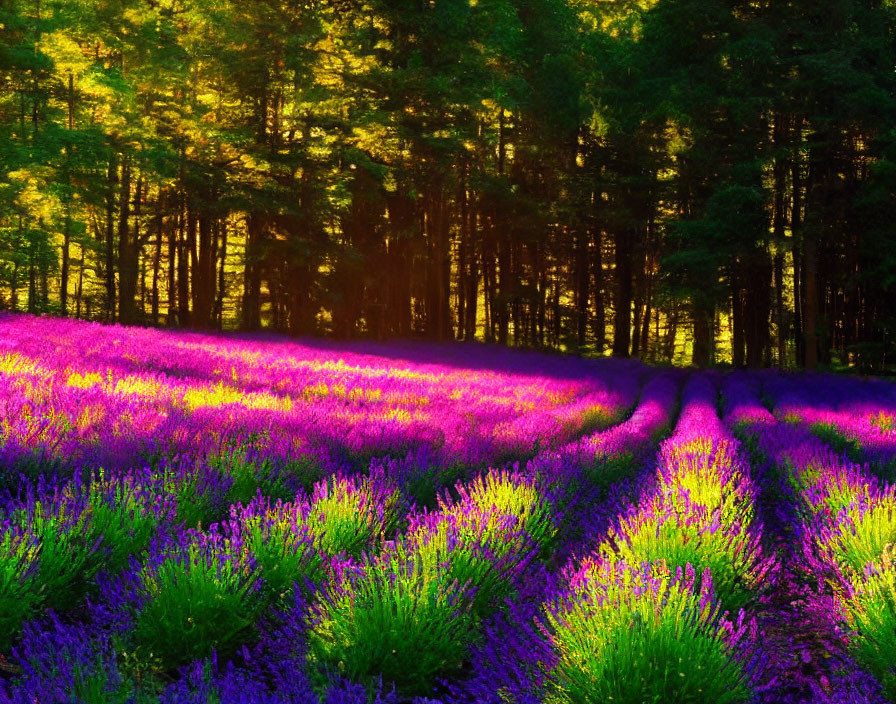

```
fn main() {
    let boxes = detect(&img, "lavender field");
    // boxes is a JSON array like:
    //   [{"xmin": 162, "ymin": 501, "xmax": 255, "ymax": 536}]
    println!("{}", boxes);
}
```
[{"xmin": 2, "ymin": 314, "xmax": 896, "ymax": 704}]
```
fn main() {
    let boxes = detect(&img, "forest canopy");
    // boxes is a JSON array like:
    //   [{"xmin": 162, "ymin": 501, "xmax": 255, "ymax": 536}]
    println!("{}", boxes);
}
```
[{"xmin": 1, "ymin": 0, "xmax": 894, "ymax": 369}]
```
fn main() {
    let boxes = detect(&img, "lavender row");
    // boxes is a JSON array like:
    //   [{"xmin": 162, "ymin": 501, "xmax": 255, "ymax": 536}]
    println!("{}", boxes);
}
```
[
  {"xmin": 454, "ymin": 373, "xmax": 769, "ymax": 703},
  {"xmin": 724, "ymin": 373, "xmax": 889, "ymax": 702},
  {"xmin": 450, "ymin": 370, "xmax": 684, "ymax": 702},
  {"xmin": 540, "ymin": 374, "xmax": 767, "ymax": 703},
  {"xmin": 766, "ymin": 373, "xmax": 896, "ymax": 478}
]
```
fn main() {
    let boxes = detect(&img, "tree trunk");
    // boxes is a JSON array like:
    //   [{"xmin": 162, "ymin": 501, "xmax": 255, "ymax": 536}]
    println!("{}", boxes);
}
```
[
  {"xmin": 216, "ymin": 221, "xmax": 228, "ymax": 328},
  {"xmin": 60, "ymin": 72, "xmax": 74, "ymax": 317},
  {"xmin": 773, "ymin": 113, "xmax": 788, "ymax": 366},
  {"xmin": 496, "ymin": 225, "xmax": 510, "ymax": 346},
  {"xmin": 640, "ymin": 274, "xmax": 652, "ymax": 359},
  {"xmin": 167, "ymin": 196, "xmax": 177, "ymax": 326},
  {"xmin": 457, "ymin": 171, "xmax": 468, "ymax": 340},
  {"xmin": 425, "ymin": 181, "xmax": 451, "ymax": 340},
  {"xmin": 612, "ymin": 227, "xmax": 633, "ymax": 356},
  {"xmin": 177, "ymin": 191, "xmax": 191, "ymax": 327},
  {"xmin": 591, "ymin": 226, "xmax": 606, "ymax": 352},
  {"xmin": 535, "ymin": 243, "xmax": 547, "ymax": 347},
  {"xmin": 465, "ymin": 194, "xmax": 479, "ymax": 341},
  {"xmin": 27, "ymin": 222, "xmax": 36, "ymax": 313},
  {"xmin": 105, "ymin": 154, "xmax": 118, "ymax": 321},
  {"xmin": 731, "ymin": 272, "xmax": 745, "ymax": 367},
  {"xmin": 193, "ymin": 201, "xmax": 216, "ymax": 329},
  {"xmin": 75, "ymin": 248, "xmax": 84, "ymax": 318},
  {"xmin": 187, "ymin": 206, "xmax": 199, "ymax": 320},
  {"xmin": 791, "ymin": 122, "xmax": 804, "ymax": 366},
  {"xmin": 575, "ymin": 228, "xmax": 588, "ymax": 348},
  {"xmin": 61, "ymin": 207, "xmax": 71, "ymax": 316},
  {"xmin": 118, "ymin": 161, "xmax": 139, "ymax": 325},
  {"xmin": 241, "ymin": 211, "xmax": 264, "ymax": 331},
  {"xmin": 692, "ymin": 303, "xmax": 713, "ymax": 367},
  {"xmin": 151, "ymin": 191, "xmax": 163, "ymax": 324},
  {"xmin": 745, "ymin": 252, "xmax": 771, "ymax": 368},
  {"xmin": 803, "ymin": 235, "xmax": 819, "ymax": 370}
]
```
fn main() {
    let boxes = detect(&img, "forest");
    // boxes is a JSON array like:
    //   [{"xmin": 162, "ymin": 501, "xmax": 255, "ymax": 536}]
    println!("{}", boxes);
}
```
[{"xmin": 1, "ymin": 0, "xmax": 895, "ymax": 369}]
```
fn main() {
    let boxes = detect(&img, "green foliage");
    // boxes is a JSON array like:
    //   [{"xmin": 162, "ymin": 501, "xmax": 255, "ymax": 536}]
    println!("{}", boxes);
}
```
[
  {"xmin": 407, "ymin": 514, "xmax": 516, "ymax": 617},
  {"xmin": 237, "ymin": 501, "xmax": 325, "ymax": 601},
  {"xmin": 85, "ymin": 474, "xmax": 166, "ymax": 577},
  {"xmin": 308, "ymin": 486, "xmax": 537, "ymax": 694},
  {"xmin": 582, "ymin": 453, "xmax": 641, "ymax": 496},
  {"xmin": 133, "ymin": 537, "xmax": 263, "ymax": 674},
  {"xmin": 664, "ymin": 182, "xmax": 768, "ymax": 312},
  {"xmin": 810, "ymin": 423, "xmax": 864, "ymax": 465},
  {"xmin": 577, "ymin": 405, "xmax": 620, "ymax": 436},
  {"xmin": 0, "ymin": 474, "xmax": 165, "ymax": 651},
  {"xmin": 824, "ymin": 498, "xmax": 896, "ymax": 577},
  {"xmin": 307, "ymin": 474, "xmax": 402, "ymax": 558},
  {"xmin": 1, "ymin": 0, "xmax": 895, "ymax": 359},
  {"xmin": 843, "ymin": 548, "xmax": 896, "ymax": 701},
  {"xmin": 0, "ymin": 529, "xmax": 39, "ymax": 651},
  {"xmin": 445, "ymin": 469, "xmax": 557, "ymax": 555},
  {"xmin": 307, "ymin": 539, "xmax": 474, "ymax": 695},
  {"xmin": 602, "ymin": 513, "xmax": 761, "ymax": 614},
  {"xmin": 210, "ymin": 444, "xmax": 294, "ymax": 507},
  {"xmin": 545, "ymin": 561, "xmax": 752, "ymax": 704},
  {"xmin": 18, "ymin": 497, "xmax": 102, "ymax": 613},
  {"xmin": 598, "ymin": 442, "xmax": 764, "ymax": 614},
  {"xmin": 154, "ymin": 462, "xmax": 223, "ymax": 530},
  {"xmin": 9, "ymin": 627, "xmax": 159, "ymax": 704},
  {"xmin": 658, "ymin": 440, "xmax": 752, "ymax": 523},
  {"xmin": 403, "ymin": 461, "xmax": 468, "ymax": 510}
]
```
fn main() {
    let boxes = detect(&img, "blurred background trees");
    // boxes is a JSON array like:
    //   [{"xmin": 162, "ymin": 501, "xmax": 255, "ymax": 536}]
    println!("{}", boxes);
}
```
[{"xmin": 1, "ymin": 0, "xmax": 894, "ymax": 369}]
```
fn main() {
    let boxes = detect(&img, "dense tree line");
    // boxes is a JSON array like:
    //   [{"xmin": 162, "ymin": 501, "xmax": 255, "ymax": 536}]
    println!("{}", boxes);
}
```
[{"xmin": 1, "ymin": 0, "xmax": 894, "ymax": 368}]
